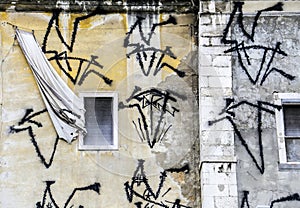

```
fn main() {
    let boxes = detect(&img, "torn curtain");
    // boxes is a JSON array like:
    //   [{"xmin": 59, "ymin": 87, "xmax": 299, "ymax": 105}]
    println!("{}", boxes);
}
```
[{"xmin": 16, "ymin": 29, "xmax": 86, "ymax": 143}]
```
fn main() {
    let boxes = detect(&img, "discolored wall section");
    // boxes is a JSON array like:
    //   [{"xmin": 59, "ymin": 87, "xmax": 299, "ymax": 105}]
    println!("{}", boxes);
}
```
[
  {"xmin": 200, "ymin": 1, "xmax": 300, "ymax": 208},
  {"xmin": 0, "ymin": 1, "xmax": 199, "ymax": 207},
  {"xmin": 232, "ymin": 7, "xmax": 300, "ymax": 208}
]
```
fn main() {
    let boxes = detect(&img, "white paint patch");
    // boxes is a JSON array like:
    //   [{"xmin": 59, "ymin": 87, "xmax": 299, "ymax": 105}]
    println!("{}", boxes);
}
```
[
  {"xmin": 75, "ymin": 0, "xmax": 90, "ymax": 11},
  {"xmin": 208, "ymin": 1, "xmax": 216, "ymax": 13},
  {"xmin": 6, "ymin": 6, "xmax": 16, "ymax": 12},
  {"xmin": 56, "ymin": 0, "xmax": 70, "ymax": 10},
  {"xmin": 104, "ymin": 1, "xmax": 112, "ymax": 6},
  {"xmin": 89, "ymin": 14, "xmax": 124, "ymax": 30}
]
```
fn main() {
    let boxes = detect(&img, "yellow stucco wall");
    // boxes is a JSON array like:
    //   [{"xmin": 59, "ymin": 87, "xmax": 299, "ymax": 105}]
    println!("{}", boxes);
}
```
[{"xmin": 0, "ymin": 10, "xmax": 198, "ymax": 208}]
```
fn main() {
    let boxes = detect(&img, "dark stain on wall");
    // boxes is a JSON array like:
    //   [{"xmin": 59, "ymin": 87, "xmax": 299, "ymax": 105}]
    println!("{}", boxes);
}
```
[{"xmin": 0, "ymin": 1, "xmax": 199, "ymax": 13}]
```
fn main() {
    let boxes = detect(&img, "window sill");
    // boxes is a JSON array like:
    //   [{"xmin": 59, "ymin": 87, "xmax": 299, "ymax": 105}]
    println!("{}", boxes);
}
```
[
  {"xmin": 279, "ymin": 163, "xmax": 300, "ymax": 170},
  {"xmin": 78, "ymin": 144, "xmax": 119, "ymax": 151}
]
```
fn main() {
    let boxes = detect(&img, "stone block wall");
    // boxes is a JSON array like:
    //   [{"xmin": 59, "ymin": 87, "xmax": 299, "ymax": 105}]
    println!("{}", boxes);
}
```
[
  {"xmin": 200, "ymin": 1, "xmax": 300, "ymax": 208},
  {"xmin": 199, "ymin": 1, "xmax": 238, "ymax": 208}
]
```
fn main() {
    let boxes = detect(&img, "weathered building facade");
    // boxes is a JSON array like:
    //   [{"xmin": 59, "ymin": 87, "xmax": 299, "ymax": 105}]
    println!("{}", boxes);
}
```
[
  {"xmin": 200, "ymin": 1, "xmax": 300, "ymax": 208},
  {"xmin": 0, "ymin": 1, "xmax": 199, "ymax": 207},
  {"xmin": 2, "ymin": 0, "xmax": 300, "ymax": 208}
]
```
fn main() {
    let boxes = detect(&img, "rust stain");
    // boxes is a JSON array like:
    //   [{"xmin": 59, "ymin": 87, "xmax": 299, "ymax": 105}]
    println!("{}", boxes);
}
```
[{"xmin": 170, "ymin": 172, "xmax": 185, "ymax": 183}]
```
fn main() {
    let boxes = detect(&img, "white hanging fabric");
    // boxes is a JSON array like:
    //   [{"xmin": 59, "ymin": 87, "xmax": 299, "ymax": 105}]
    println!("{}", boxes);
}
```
[{"xmin": 16, "ymin": 29, "xmax": 86, "ymax": 143}]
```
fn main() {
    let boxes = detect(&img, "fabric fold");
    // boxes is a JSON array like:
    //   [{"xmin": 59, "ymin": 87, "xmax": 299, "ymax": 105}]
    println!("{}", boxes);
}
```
[{"xmin": 16, "ymin": 29, "xmax": 86, "ymax": 143}]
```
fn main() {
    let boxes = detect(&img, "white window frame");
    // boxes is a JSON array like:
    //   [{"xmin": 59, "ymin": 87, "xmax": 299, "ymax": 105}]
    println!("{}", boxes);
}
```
[
  {"xmin": 274, "ymin": 93, "xmax": 300, "ymax": 169},
  {"xmin": 78, "ymin": 91, "xmax": 118, "ymax": 151}
]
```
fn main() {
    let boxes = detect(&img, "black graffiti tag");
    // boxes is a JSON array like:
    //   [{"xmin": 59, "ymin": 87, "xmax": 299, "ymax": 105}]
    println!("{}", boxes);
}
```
[
  {"xmin": 42, "ymin": 9, "xmax": 112, "ymax": 86},
  {"xmin": 10, "ymin": 108, "xmax": 59, "ymax": 169},
  {"xmin": 124, "ymin": 15, "xmax": 185, "ymax": 78},
  {"xmin": 222, "ymin": 2, "xmax": 295, "ymax": 85},
  {"xmin": 239, "ymin": 191, "xmax": 300, "ymax": 208},
  {"xmin": 36, "ymin": 181, "xmax": 100, "ymax": 208},
  {"xmin": 120, "ymin": 87, "xmax": 180, "ymax": 148},
  {"xmin": 165, "ymin": 163, "xmax": 190, "ymax": 174},
  {"xmin": 241, "ymin": 191, "xmax": 250, "ymax": 208},
  {"xmin": 209, "ymin": 99, "xmax": 281, "ymax": 174},
  {"xmin": 270, "ymin": 193, "xmax": 300, "ymax": 208},
  {"xmin": 124, "ymin": 159, "xmax": 191, "ymax": 208}
]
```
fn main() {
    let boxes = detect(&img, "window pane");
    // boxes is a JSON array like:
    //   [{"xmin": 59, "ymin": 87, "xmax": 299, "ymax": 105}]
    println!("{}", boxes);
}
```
[
  {"xmin": 286, "ymin": 138, "xmax": 300, "ymax": 162},
  {"xmin": 283, "ymin": 105, "xmax": 300, "ymax": 136},
  {"xmin": 84, "ymin": 97, "xmax": 113, "ymax": 146}
]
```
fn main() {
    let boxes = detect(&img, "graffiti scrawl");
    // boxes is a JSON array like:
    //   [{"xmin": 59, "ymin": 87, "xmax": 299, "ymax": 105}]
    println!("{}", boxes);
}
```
[
  {"xmin": 240, "ymin": 190, "xmax": 250, "ymax": 208},
  {"xmin": 124, "ymin": 159, "xmax": 191, "ymax": 208},
  {"xmin": 124, "ymin": 15, "xmax": 185, "ymax": 78},
  {"xmin": 36, "ymin": 181, "xmax": 100, "ymax": 208},
  {"xmin": 165, "ymin": 163, "xmax": 190, "ymax": 174},
  {"xmin": 239, "ymin": 191, "xmax": 300, "ymax": 208},
  {"xmin": 209, "ymin": 98, "xmax": 281, "ymax": 174},
  {"xmin": 42, "ymin": 9, "xmax": 112, "ymax": 86},
  {"xmin": 222, "ymin": 2, "xmax": 295, "ymax": 85},
  {"xmin": 10, "ymin": 108, "xmax": 59, "ymax": 169},
  {"xmin": 270, "ymin": 193, "xmax": 300, "ymax": 208},
  {"xmin": 120, "ymin": 87, "xmax": 181, "ymax": 148}
]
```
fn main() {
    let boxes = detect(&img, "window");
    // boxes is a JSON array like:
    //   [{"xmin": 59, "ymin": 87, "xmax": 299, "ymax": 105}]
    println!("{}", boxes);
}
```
[
  {"xmin": 79, "ymin": 92, "xmax": 118, "ymax": 150},
  {"xmin": 274, "ymin": 93, "xmax": 300, "ymax": 169}
]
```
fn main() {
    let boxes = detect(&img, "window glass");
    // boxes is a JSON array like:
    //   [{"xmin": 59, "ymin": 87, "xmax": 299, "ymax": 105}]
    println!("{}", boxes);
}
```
[
  {"xmin": 283, "ymin": 105, "xmax": 300, "ymax": 137},
  {"xmin": 78, "ymin": 92, "xmax": 118, "ymax": 151},
  {"xmin": 84, "ymin": 97, "xmax": 113, "ymax": 146},
  {"xmin": 286, "ymin": 138, "xmax": 300, "ymax": 162},
  {"xmin": 274, "ymin": 94, "xmax": 300, "ymax": 167}
]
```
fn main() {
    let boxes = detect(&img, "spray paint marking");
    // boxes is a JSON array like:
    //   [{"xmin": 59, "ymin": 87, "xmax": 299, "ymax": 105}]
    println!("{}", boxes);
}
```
[
  {"xmin": 42, "ymin": 8, "xmax": 112, "ymax": 86},
  {"xmin": 124, "ymin": 15, "xmax": 185, "ymax": 77},
  {"xmin": 222, "ymin": 2, "xmax": 284, "ymax": 44},
  {"xmin": 35, "ymin": 181, "xmax": 100, "ymax": 208},
  {"xmin": 239, "ymin": 191, "xmax": 300, "ymax": 208},
  {"xmin": 124, "ymin": 159, "xmax": 191, "ymax": 208},
  {"xmin": 270, "ymin": 193, "xmax": 300, "ymax": 208},
  {"xmin": 165, "ymin": 164, "xmax": 190, "ymax": 174},
  {"xmin": 222, "ymin": 2, "xmax": 295, "ymax": 85},
  {"xmin": 120, "ymin": 87, "xmax": 180, "ymax": 148},
  {"xmin": 9, "ymin": 108, "xmax": 58, "ymax": 169},
  {"xmin": 241, "ymin": 191, "xmax": 250, "ymax": 208},
  {"xmin": 209, "ymin": 99, "xmax": 281, "ymax": 174}
]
